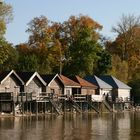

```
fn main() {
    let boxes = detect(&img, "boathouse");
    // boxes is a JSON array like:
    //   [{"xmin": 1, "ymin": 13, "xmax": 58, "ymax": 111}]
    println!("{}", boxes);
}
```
[
  {"xmin": 41, "ymin": 74, "xmax": 64, "ymax": 96},
  {"xmin": 84, "ymin": 75, "xmax": 113, "ymax": 102},
  {"xmin": 59, "ymin": 75, "xmax": 81, "ymax": 96},
  {"xmin": 69, "ymin": 75, "xmax": 97, "ymax": 95},
  {"xmin": 100, "ymin": 75, "xmax": 131, "ymax": 102},
  {"xmin": 17, "ymin": 71, "xmax": 46, "ymax": 98},
  {"xmin": 0, "ymin": 70, "xmax": 24, "ymax": 113}
]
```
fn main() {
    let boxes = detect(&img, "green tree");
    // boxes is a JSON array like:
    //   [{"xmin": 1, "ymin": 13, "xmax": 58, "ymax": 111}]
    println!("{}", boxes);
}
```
[
  {"xmin": 95, "ymin": 50, "xmax": 112, "ymax": 76},
  {"xmin": 0, "ymin": 2, "xmax": 13, "ymax": 38},
  {"xmin": 16, "ymin": 44, "xmax": 38, "ymax": 72},
  {"xmin": 61, "ymin": 15, "xmax": 103, "ymax": 77},
  {"xmin": 128, "ymin": 78, "xmax": 140, "ymax": 104},
  {"xmin": 0, "ymin": 39, "xmax": 18, "ymax": 71},
  {"xmin": 108, "ymin": 55, "xmax": 128, "ymax": 83}
]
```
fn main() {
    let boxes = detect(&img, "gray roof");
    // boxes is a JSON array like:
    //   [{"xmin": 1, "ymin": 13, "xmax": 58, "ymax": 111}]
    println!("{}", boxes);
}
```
[
  {"xmin": 100, "ymin": 75, "xmax": 131, "ymax": 89},
  {"xmin": 84, "ymin": 75, "xmax": 112, "ymax": 89}
]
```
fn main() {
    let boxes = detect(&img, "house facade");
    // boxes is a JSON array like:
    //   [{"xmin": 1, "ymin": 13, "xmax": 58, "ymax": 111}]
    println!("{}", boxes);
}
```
[
  {"xmin": 84, "ymin": 75, "xmax": 113, "ymax": 102},
  {"xmin": 69, "ymin": 75, "xmax": 97, "ymax": 95},
  {"xmin": 0, "ymin": 70, "xmax": 24, "ymax": 112},
  {"xmin": 0, "ymin": 70, "xmax": 24, "ymax": 94},
  {"xmin": 59, "ymin": 75, "xmax": 81, "ymax": 96},
  {"xmin": 41, "ymin": 74, "xmax": 64, "ymax": 96},
  {"xmin": 100, "ymin": 75, "xmax": 131, "ymax": 102},
  {"xmin": 17, "ymin": 72, "xmax": 46, "ymax": 99}
]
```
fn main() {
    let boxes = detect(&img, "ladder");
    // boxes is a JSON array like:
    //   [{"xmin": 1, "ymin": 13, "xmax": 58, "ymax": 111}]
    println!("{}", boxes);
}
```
[
  {"xmin": 69, "ymin": 98, "xmax": 82, "ymax": 113},
  {"xmin": 102, "ymin": 100, "xmax": 113, "ymax": 112},
  {"xmin": 49, "ymin": 99, "xmax": 62, "ymax": 115},
  {"xmin": 87, "ymin": 102, "xmax": 100, "ymax": 113}
]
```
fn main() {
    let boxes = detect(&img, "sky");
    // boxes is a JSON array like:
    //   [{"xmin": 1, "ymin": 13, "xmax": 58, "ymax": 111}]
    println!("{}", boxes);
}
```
[{"xmin": 4, "ymin": 0, "xmax": 140, "ymax": 45}]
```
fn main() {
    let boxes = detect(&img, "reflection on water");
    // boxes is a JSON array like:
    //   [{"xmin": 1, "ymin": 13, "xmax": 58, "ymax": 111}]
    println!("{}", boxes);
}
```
[{"xmin": 0, "ymin": 112, "xmax": 140, "ymax": 140}]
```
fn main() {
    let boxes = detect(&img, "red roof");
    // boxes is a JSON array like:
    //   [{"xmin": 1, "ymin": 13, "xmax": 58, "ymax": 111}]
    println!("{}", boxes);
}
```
[
  {"xmin": 59, "ymin": 75, "xmax": 80, "ymax": 87},
  {"xmin": 70, "ymin": 75, "xmax": 97, "ymax": 89}
]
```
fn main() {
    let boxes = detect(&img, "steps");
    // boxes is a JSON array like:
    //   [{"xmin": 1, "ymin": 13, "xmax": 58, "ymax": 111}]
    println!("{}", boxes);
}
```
[
  {"xmin": 102, "ymin": 100, "xmax": 113, "ymax": 112},
  {"xmin": 49, "ymin": 99, "xmax": 63, "ymax": 115},
  {"xmin": 69, "ymin": 98, "xmax": 82, "ymax": 113},
  {"xmin": 87, "ymin": 102, "xmax": 100, "ymax": 113}
]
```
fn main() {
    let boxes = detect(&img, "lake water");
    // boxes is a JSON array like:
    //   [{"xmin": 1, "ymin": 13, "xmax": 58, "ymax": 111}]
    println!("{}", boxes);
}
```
[{"xmin": 0, "ymin": 112, "xmax": 140, "ymax": 140}]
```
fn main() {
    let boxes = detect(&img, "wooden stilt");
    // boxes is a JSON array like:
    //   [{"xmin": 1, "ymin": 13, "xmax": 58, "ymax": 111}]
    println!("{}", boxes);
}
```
[
  {"xmin": 36, "ymin": 102, "xmax": 38, "ymax": 115},
  {"xmin": 13, "ymin": 101, "xmax": 15, "ymax": 116}
]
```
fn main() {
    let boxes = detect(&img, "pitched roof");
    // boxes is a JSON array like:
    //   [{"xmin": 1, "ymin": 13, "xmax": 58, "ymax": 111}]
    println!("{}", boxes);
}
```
[
  {"xmin": 41, "ymin": 74, "xmax": 58, "ymax": 85},
  {"xmin": 59, "ymin": 75, "xmax": 80, "ymax": 87},
  {"xmin": 100, "ymin": 75, "xmax": 131, "ymax": 89},
  {"xmin": 0, "ymin": 71, "xmax": 11, "ymax": 82},
  {"xmin": 17, "ymin": 72, "xmax": 34, "ymax": 83},
  {"xmin": 0, "ymin": 70, "xmax": 24, "ymax": 85},
  {"xmin": 69, "ymin": 75, "xmax": 97, "ymax": 89},
  {"xmin": 17, "ymin": 71, "xmax": 46, "ymax": 86},
  {"xmin": 84, "ymin": 75, "xmax": 112, "ymax": 89}
]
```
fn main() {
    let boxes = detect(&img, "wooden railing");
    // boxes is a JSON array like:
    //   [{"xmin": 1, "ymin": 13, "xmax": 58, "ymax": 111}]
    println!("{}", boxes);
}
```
[{"xmin": 73, "ymin": 94, "xmax": 87, "ymax": 102}]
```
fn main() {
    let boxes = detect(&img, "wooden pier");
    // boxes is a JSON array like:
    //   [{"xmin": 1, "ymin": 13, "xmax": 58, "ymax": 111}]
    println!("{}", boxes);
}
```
[{"xmin": 0, "ymin": 92, "xmax": 133, "ymax": 116}]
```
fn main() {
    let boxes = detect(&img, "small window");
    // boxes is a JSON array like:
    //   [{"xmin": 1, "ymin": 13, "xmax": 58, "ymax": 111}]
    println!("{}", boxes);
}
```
[
  {"xmin": 51, "ymin": 89, "xmax": 55, "ymax": 94},
  {"xmin": 66, "ymin": 89, "xmax": 70, "ymax": 96}
]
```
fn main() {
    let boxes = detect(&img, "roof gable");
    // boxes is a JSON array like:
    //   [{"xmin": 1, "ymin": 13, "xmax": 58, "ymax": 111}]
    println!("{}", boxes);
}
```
[
  {"xmin": 0, "ymin": 70, "xmax": 24, "ymax": 85},
  {"xmin": 17, "ymin": 71, "xmax": 46, "ymax": 86},
  {"xmin": 41, "ymin": 74, "xmax": 63, "ymax": 86},
  {"xmin": 100, "ymin": 75, "xmax": 131, "ymax": 89},
  {"xmin": 41, "ymin": 74, "xmax": 56, "ymax": 84},
  {"xmin": 84, "ymin": 75, "xmax": 112, "ymax": 89}
]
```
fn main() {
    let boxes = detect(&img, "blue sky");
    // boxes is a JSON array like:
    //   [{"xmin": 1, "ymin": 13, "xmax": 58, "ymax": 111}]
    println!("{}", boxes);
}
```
[{"xmin": 4, "ymin": 0, "xmax": 140, "ymax": 45}]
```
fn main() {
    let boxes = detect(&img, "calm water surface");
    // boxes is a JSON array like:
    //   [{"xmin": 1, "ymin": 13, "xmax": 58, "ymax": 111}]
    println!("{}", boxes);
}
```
[{"xmin": 0, "ymin": 112, "xmax": 140, "ymax": 140}]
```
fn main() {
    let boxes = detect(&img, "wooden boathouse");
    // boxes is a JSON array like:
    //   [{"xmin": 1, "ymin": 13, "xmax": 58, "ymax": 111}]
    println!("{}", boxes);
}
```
[
  {"xmin": 0, "ymin": 70, "xmax": 133, "ymax": 116},
  {"xmin": 0, "ymin": 70, "xmax": 24, "ymax": 114}
]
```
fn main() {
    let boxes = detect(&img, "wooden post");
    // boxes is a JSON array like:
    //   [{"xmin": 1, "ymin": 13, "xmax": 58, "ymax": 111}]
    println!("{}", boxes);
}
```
[
  {"xmin": 44, "ymin": 102, "xmax": 46, "ymax": 114},
  {"xmin": 30, "ymin": 101, "xmax": 32, "ymax": 115},
  {"xmin": 113, "ymin": 103, "xmax": 115, "ymax": 112},
  {"xmin": 12, "ymin": 92, "xmax": 15, "ymax": 116},
  {"xmin": 36, "ymin": 102, "xmax": 38, "ymax": 115},
  {"xmin": 64, "ymin": 99, "xmax": 66, "ymax": 113},
  {"xmin": 13, "ymin": 101, "xmax": 15, "ymax": 116}
]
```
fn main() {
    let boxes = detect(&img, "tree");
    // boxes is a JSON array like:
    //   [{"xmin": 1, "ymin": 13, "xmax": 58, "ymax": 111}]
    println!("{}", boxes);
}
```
[
  {"xmin": 108, "ymin": 55, "xmax": 128, "ymax": 83},
  {"xmin": 95, "ymin": 50, "xmax": 112, "ymax": 76},
  {"xmin": 16, "ymin": 44, "xmax": 38, "ymax": 72},
  {"xmin": 128, "ymin": 78, "xmax": 140, "ymax": 104},
  {"xmin": 0, "ymin": 2, "xmax": 13, "ymax": 70},
  {"xmin": 26, "ymin": 16, "xmax": 51, "ymax": 48},
  {"xmin": 112, "ymin": 14, "xmax": 140, "ymax": 61},
  {"xmin": 106, "ymin": 14, "xmax": 140, "ymax": 81},
  {"xmin": 26, "ymin": 15, "xmax": 112, "ymax": 76},
  {"xmin": 0, "ymin": 39, "xmax": 18, "ymax": 71},
  {"xmin": 61, "ymin": 15, "xmax": 103, "ymax": 77},
  {"xmin": 26, "ymin": 16, "xmax": 64, "ymax": 74},
  {"xmin": 0, "ymin": 2, "xmax": 13, "ymax": 38}
]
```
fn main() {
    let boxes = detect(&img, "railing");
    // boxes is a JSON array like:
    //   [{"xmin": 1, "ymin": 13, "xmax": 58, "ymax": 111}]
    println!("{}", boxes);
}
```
[
  {"xmin": 115, "ymin": 97, "xmax": 131, "ymax": 103},
  {"xmin": 17, "ymin": 92, "xmax": 32, "ymax": 102},
  {"xmin": 36, "ymin": 93, "xmax": 53, "ymax": 101},
  {"xmin": 58, "ymin": 95, "xmax": 67, "ymax": 100},
  {"xmin": 73, "ymin": 94, "xmax": 87, "ymax": 102}
]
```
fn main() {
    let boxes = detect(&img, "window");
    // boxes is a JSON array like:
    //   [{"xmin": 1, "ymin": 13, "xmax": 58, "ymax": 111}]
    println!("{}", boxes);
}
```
[{"xmin": 66, "ymin": 89, "xmax": 70, "ymax": 96}]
